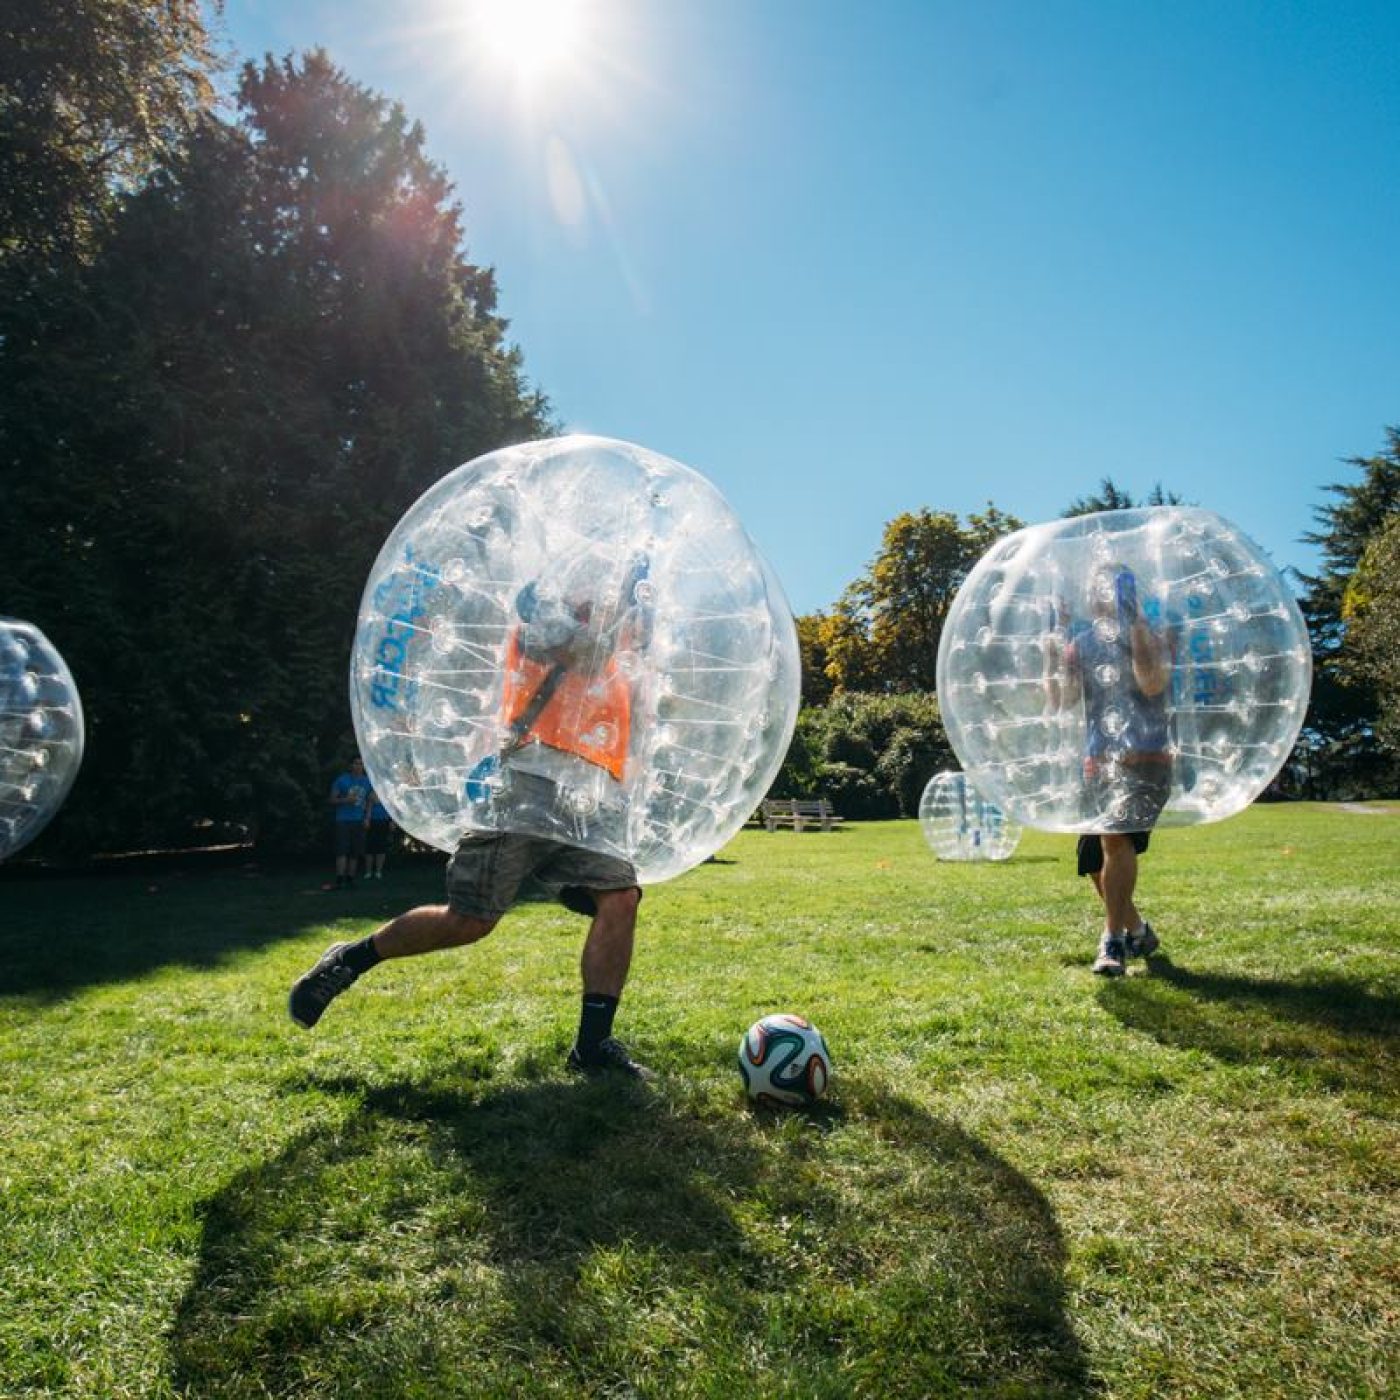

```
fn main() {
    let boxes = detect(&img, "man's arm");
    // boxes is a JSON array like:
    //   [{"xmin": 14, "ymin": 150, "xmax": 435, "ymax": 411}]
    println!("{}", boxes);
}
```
[
  {"xmin": 1044, "ymin": 630, "xmax": 1081, "ymax": 711},
  {"xmin": 1114, "ymin": 568, "xmax": 1171, "ymax": 698},
  {"xmin": 1129, "ymin": 619, "xmax": 1171, "ymax": 697}
]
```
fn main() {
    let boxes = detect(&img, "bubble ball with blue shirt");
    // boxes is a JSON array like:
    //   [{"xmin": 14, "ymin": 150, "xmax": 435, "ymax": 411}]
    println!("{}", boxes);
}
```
[{"xmin": 937, "ymin": 507, "xmax": 1312, "ymax": 835}]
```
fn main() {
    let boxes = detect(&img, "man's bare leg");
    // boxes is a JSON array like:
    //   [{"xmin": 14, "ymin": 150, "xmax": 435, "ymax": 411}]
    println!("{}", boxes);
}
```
[
  {"xmin": 372, "ymin": 905, "xmax": 496, "ymax": 958},
  {"xmin": 1090, "ymin": 835, "xmax": 1139, "ymax": 977},
  {"xmin": 580, "ymin": 887, "xmax": 640, "ymax": 998},
  {"xmin": 1099, "ymin": 835, "xmax": 1139, "ymax": 934},
  {"xmin": 570, "ymin": 888, "xmax": 653, "ymax": 1078},
  {"xmin": 290, "ymin": 905, "xmax": 496, "ymax": 1028}
]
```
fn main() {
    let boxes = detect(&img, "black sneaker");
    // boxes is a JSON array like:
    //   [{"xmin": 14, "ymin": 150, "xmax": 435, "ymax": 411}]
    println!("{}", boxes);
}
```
[
  {"xmin": 1092, "ymin": 933, "xmax": 1127, "ymax": 977},
  {"xmin": 288, "ymin": 942, "xmax": 359, "ymax": 1029},
  {"xmin": 566, "ymin": 1036, "xmax": 657, "ymax": 1082},
  {"xmin": 1125, "ymin": 922, "xmax": 1160, "ymax": 959}
]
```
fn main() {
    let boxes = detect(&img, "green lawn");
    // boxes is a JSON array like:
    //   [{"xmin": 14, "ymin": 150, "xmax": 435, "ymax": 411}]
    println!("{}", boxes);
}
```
[{"xmin": 1, "ymin": 804, "xmax": 1397, "ymax": 1398}]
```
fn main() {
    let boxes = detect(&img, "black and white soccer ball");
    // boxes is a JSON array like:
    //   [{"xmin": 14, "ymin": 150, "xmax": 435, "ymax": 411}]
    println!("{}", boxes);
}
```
[{"xmin": 737, "ymin": 1013, "xmax": 831, "ymax": 1107}]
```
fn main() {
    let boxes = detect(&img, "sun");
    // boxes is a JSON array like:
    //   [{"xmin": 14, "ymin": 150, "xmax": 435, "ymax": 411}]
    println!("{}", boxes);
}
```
[{"xmin": 468, "ymin": 0, "xmax": 590, "ymax": 83}]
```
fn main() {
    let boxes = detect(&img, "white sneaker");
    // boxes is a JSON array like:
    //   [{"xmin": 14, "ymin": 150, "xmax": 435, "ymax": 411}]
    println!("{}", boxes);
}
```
[{"xmin": 1092, "ymin": 933, "xmax": 1127, "ymax": 977}]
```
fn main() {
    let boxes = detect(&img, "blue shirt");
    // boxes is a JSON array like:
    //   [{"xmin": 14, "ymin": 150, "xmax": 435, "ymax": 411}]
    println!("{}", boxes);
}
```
[
  {"xmin": 330, "ymin": 772, "xmax": 371, "ymax": 823},
  {"xmin": 1067, "ymin": 623, "xmax": 1172, "ymax": 758}
]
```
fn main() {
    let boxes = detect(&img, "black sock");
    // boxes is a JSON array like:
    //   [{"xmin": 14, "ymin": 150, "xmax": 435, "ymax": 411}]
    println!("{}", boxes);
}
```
[
  {"xmin": 576, "ymin": 993, "xmax": 619, "ymax": 1056},
  {"xmin": 340, "ymin": 935, "xmax": 382, "ymax": 976}
]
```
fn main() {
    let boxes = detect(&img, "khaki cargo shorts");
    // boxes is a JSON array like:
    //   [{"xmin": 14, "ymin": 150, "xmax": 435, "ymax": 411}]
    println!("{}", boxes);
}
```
[{"xmin": 446, "ymin": 831, "xmax": 640, "ymax": 920}]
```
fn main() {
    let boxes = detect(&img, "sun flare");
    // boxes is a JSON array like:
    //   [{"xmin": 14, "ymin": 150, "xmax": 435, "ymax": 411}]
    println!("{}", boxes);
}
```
[{"xmin": 468, "ymin": 0, "xmax": 589, "ymax": 83}]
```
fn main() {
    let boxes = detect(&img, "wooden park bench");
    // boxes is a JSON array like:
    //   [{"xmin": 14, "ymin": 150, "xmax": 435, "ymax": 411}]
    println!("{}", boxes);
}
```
[{"xmin": 759, "ymin": 797, "xmax": 844, "ymax": 832}]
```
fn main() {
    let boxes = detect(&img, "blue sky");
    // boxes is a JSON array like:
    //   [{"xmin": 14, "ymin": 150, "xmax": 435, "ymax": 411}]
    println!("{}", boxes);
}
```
[{"xmin": 214, "ymin": 0, "xmax": 1400, "ymax": 615}]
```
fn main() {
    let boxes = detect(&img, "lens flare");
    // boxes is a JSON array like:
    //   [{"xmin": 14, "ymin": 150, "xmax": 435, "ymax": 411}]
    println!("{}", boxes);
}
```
[{"xmin": 469, "ymin": 0, "xmax": 588, "ymax": 82}]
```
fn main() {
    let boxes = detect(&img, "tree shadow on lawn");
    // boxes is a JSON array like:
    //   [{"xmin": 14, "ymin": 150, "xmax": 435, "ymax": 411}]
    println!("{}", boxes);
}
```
[
  {"xmin": 168, "ymin": 1074, "xmax": 1096, "ymax": 1398},
  {"xmin": 0, "ymin": 865, "xmax": 441, "ymax": 1000},
  {"xmin": 1100, "ymin": 955, "xmax": 1400, "ymax": 1106}
]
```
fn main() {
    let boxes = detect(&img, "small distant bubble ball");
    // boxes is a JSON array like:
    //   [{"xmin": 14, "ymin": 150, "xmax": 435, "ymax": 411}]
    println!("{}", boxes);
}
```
[
  {"xmin": 350, "ymin": 435, "xmax": 801, "ymax": 884},
  {"xmin": 738, "ymin": 1014, "xmax": 831, "ymax": 1107},
  {"xmin": 919, "ymin": 771, "xmax": 1021, "ymax": 861},
  {"xmin": 936, "ymin": 507, "xmax": 1312, "ymax": 833},
  {"xmin": 0, "ymin": 619, "xmax": 85, "ymax": 860}
]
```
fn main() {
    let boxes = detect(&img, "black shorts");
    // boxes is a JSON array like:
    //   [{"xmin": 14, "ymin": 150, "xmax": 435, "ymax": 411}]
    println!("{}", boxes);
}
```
[
  {"xmin": 334, "ymin": 822, "xmax": 366, "ymax": 858},
  {"xmin": 365, "ymin": 821, "xmax": 393, "ymax": 855},
  {"xmin": 1077, "ymin": 830, "xmax": 1152, "ymax": 877}
]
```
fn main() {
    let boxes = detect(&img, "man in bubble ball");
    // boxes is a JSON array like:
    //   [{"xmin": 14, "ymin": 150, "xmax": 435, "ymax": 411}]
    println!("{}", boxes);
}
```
[
  {"xmin": 290, "ymin": 552, "xmax": 656, "ymax": 1079},
  {"xmin": 1046, "ymin": 564, "xmax": 1174, "ymax": 977}
]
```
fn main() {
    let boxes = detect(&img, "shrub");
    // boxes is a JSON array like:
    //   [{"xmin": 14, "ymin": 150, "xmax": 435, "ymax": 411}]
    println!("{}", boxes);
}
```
[{"xmin": 769, "ymin": 691, "xmax": 953, "ymax": 817}]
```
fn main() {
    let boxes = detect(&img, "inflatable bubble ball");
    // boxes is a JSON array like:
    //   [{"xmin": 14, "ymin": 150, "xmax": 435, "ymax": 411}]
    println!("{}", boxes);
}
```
[
  {"xmin": 0, "ymin": 619, "xmax": 85, "ymax": 861},
  {"xmin": 936, "ymin": 507, "xmax": 1312, "ymax": 833},
  {"xmin": 350, "ymin": 435, "xmax": 801, "ymax": 884},
  {"xmin": 918, "ymin": 770, "xmax": 1021, "ymax": 861}
]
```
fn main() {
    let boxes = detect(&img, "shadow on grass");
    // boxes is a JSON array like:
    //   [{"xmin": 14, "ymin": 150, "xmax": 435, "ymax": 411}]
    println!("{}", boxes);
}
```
[
  {"xmin": 167, "ymin": 1074, "xmax": 1095, "ymax": 1398},
  {"xmin": 0, "ymin": 865, "xmax": 442, "ymax": 1000},
  {"xmin": 1100, "ymin": 955, "xmax": 1399, "ymax": 1105}
]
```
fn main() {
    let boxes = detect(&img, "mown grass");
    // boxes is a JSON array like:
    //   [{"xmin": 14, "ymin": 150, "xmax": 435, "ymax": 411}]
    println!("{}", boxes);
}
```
[{"xmin": 1, "ymin": 803, "xmax": 1396, "ymax": 1398}]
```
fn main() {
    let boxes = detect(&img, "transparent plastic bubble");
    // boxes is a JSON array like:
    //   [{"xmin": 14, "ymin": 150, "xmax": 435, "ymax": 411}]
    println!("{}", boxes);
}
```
[
  {"xmin": 0, "ymin": 619, "xmax": 85, "ymax": 860},
  {"xmin": 350, "ymin": 435, "xmax": 800, "ymax": 883},
  {"xmin": 935, "ymin": 507, "xmax": 1312, "ymax": 833},
  {"xmin": 918, "ymin": 770, "xmax": 1021, "ymax": 861}
]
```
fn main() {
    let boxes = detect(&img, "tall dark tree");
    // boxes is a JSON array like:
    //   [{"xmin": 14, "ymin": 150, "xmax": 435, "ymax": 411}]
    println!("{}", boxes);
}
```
[
  {"xmin": 0, "ymin": 0, "xmax": 216, "ymax": 269},
  {"xmin": 1063, "ymin": 477, "xmax": 1183, "ymax": 517},
  {"xmin": 1340, "ymin": 512, "xmax": 1400, "ymax": 755},
  {"xmin": 821, "ymin": 505, "xmax": 1022, "ymax": 694},
  {"xmin": 0, "ymin": 51, "xmax": 553, "ymax": 855},
  {"xmin": 1294, "ymin": 429, "xmax": 1400, "ymax": 795}
]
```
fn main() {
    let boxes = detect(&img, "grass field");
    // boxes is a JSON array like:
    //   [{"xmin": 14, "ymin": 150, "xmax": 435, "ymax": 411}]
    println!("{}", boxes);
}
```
[{"xmin": 2, "ymin": 803, "xmax": 1397, "ymax": 1398}]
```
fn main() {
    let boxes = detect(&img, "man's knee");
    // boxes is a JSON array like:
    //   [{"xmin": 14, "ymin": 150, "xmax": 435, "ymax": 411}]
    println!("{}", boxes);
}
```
[
  {"xmin": 592, "ymin": 886, "xmax": 641, "ymax": 924},
  {"xmin": 440, "ymin": 907, "xmax": 497, "ymax": 945}
]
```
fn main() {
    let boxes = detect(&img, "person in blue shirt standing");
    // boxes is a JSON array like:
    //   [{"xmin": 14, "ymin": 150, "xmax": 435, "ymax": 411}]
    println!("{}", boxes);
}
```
[
  {"xmin": 328, "ymin": 756, "xmax": 371, "ymax": 889},
  {"xmin": 362, "ymin": 785, "xmax": 395, "ymax": 880},
  {"xmin": 1046, "ymin": 565, "xmax": 1175, "ymax": 976}
]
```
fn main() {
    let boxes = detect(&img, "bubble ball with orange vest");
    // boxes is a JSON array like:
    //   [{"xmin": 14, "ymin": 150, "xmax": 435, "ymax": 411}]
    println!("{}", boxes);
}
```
[
  {"xmin": 0, "ymin": 618, "xmax": 86, "ymax": 862},
  {"xmin": 935, "ymin": 506, "xmax": 1312, "ymax": 835},
  {"xmin": 350, "ymin": 435, "xmax": 801, "ymax": 884}
]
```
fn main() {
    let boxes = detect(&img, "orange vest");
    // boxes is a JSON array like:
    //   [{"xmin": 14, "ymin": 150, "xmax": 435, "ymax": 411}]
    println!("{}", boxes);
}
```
[{"xmin": 502, "ymin": 631, "xmax": 632, "ymax": 781}]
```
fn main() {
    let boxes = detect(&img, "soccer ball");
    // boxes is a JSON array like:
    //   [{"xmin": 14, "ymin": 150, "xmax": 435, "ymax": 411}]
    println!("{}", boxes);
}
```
[{"xmin": 737, "ymin": 1013, "xmax": 831, "ymax": 1107}]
